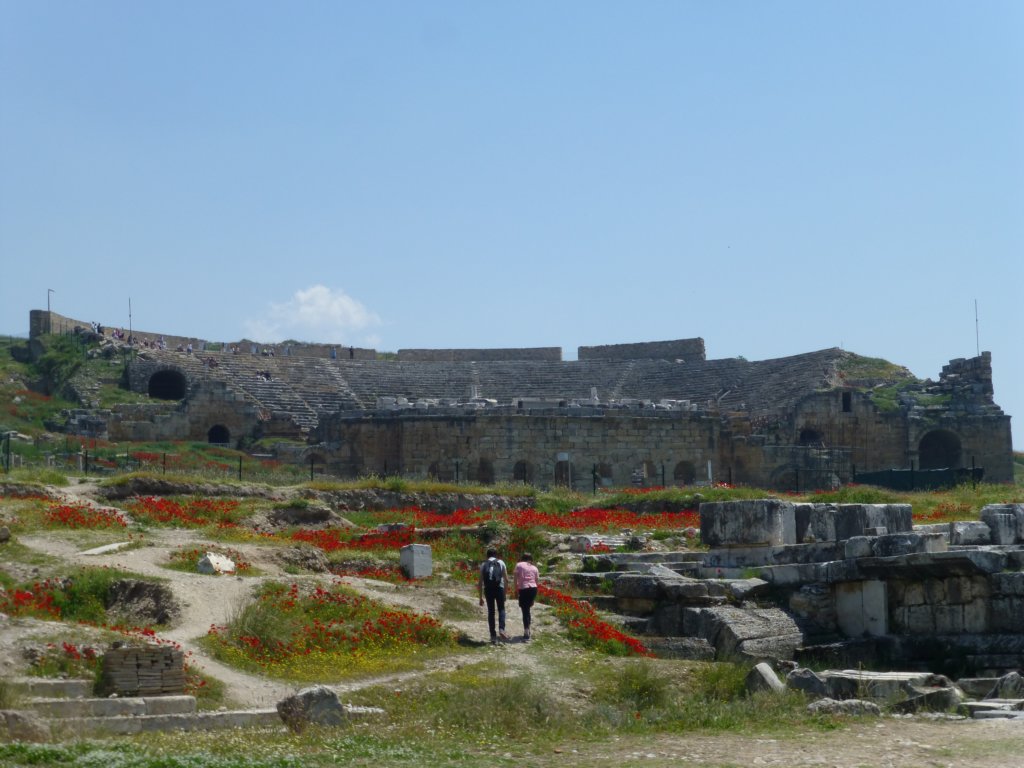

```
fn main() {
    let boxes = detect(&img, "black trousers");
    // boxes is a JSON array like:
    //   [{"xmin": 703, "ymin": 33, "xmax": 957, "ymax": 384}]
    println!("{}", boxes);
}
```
[
  {"xmin": 484, "ymin": 586, "xmax": 506, "ymax": 638},
  {"xmin": 517, "ymin": 586, "xmax": 537, "ymax": 630}
]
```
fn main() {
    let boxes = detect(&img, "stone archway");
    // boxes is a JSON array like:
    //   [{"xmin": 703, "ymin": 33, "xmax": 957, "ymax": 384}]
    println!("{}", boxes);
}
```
[
  {"xmin": 770, "ymin": 464, "xmax": 799, "ymax": 492},
  {"xmin": 918, "ymin": 430, "xmax": 962, "ymax": 470},
  {"xmin": 148, "ymin": 369, "xmax": 187, "ymax": 400},
  {"xmin": 799, "ymin": 428, "xmax": 824, "ymax": 447},
  {"xmin": 513, "ymin": 460, "xmax": 534, "ymax": 484},
  {"xmin": 428, "ymin": 461, "xmax": 455, "ymax": 482},
  {"xmin": 555, "ymin": 460, "xmax": 576, "ymax": 489},
  {"xmin": 673, "ymin": 461, "xmax": 697, "ymax": 485},
  {"xmin": 207, "ymin": 424, "xmax": 230, "ymax": 445},
  {"xmin": 471, "ymin": 458, "xmax": 495, "ymax": 485}
]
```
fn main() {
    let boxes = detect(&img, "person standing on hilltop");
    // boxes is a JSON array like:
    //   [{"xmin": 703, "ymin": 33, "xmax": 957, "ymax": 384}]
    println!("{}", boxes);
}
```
[{"xmin": 478, "ymin": 547, "xmax": 509, "ymax": 644}]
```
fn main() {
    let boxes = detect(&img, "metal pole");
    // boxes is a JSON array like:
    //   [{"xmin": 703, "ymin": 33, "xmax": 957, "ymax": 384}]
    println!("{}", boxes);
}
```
[
  {"xmin": 310, "ymin": 456, "xmax": 315, "ymax": 482},
  {"xmin": 163, "ymin": 453, "xmax": 167, "ymax": 474},
  {"xmin": 238, "ymin": 456, "xmax": 242, "ymax": 481}
]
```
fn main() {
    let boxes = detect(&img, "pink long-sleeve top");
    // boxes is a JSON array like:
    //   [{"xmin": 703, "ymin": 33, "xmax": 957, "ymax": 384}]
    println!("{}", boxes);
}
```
[{"xmin": 513, "ymin": 561, "xmax": 540, "ymax": 590}]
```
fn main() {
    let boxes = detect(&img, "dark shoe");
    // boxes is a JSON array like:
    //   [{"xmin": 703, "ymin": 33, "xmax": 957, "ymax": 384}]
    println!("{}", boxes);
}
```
[
  {"xmin": 523, "ymin": 630, "xmax": 531, "ymax": 641},
  {"xmin": 498, "ymin": 630, "xmax": 509, "ymax": 641}
]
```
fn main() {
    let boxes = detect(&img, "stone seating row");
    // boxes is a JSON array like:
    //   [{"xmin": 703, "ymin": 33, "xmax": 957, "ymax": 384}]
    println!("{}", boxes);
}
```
[{"xmin": 141, "ymin": 347, "xmax": 851, "ymax": 426}]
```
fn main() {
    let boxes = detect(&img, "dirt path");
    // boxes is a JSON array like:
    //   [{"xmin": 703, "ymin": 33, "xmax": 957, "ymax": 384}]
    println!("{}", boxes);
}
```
[
  {"xmin": 17, "ymin": 513, "xmax": 553, "ymax": 708},
  {"xmin": 11, "ymin": 482, "xmax": 1024, "ymax": 767}
]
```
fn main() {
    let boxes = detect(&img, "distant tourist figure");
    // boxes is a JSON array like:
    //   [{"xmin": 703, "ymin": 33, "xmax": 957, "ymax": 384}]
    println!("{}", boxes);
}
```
[
  {"xmin": 349, "ymin": 346, "xmax": 354, "ymax": 359},
  {"xmin": 478, "ymin": 547, "xmax": 509, "ymax": 644},
  {"xmin": 513, "ymin": 552, "xmax": 540, "ymax": 640},
  {"xmin": 331, "ymin": 347, "xmax": 337, "ymax": 359}
]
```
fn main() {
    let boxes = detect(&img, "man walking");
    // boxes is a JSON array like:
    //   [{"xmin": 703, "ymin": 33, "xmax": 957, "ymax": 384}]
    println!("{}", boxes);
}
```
[{"xmin": 478, "ymin": 547, "xmax": 509, "ymax": 643}]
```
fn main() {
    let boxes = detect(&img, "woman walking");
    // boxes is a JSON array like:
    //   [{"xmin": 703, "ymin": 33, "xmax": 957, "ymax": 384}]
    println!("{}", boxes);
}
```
[{"xmin": 513, "ymin": 552, "xmax": 540, "ymax": 640}]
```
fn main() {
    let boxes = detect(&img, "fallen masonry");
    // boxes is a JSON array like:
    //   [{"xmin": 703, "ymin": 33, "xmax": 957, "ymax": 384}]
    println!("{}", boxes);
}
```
[{"xmin": 577, "ymin": 498, "xmax": 1024, "ymax": 718}]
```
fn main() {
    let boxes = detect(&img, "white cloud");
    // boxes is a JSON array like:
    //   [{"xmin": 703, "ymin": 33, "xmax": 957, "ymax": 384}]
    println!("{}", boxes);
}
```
[{"xmin": 244, "ymin": 285, "xmax": 382, "ymax": 344}]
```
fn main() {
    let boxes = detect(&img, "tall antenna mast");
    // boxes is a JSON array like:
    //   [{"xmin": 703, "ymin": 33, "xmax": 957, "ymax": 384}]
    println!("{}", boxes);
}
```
[{"xmin": 975, "ymin": 299, "xmax": 980, "ymax": 356}]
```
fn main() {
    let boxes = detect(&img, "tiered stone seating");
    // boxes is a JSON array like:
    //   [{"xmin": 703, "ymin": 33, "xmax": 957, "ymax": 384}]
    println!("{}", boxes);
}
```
[{"xmin": 136, "ymin": 346, "xmax": 850, "ymax": 432}]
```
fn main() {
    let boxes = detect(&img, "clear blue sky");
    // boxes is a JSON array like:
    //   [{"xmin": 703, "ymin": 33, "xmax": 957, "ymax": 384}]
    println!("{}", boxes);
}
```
[{"xmin": 1, "ymin": 2, "xmax": 1021, "ymax": 448}]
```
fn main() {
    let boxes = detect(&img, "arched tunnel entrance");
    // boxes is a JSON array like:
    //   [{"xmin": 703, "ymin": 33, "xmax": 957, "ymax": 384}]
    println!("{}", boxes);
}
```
[
  {"xmin": 147, "ymin": 370, "xmax": 187, "ymax": 400},
  {"xmin": 918, "ymin": 429, "xmax": 962, "ymax": 470},
  {"xmin": 207, "ymin": 424, "xmax": 230, "ymax": 445}
]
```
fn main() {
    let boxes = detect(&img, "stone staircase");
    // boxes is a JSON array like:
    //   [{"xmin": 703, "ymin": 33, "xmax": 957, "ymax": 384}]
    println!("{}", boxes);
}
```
[{"xmin": 9, "ymin": 678, "xmax": 281, "ymax": 736}]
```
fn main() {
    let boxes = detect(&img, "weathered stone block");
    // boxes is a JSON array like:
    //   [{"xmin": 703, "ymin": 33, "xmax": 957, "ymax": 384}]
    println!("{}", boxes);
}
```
[
  {"xmin": 800, "ymin": 503, "xmax": 838, "ymax": 543},
  {"xmin": 833, "ymin": 504, "xmax": 913, "ymax": 542},
  {"xmin": 662, "ymin": 580, "xmax": 710, "ymax": 604},
  {"xmin": 906, "ymin": 605, "xmax": 935, "ymax": 634},
  {"xmin": 992, "ymin": 571, "xmax": 1024, "ymax": 597},
  {"xmin": 787, "ymin": 667, "xmax": 829, "ymax": 698},
  {"xmin": 844, "ymin": 536, "xmax": 873, "ymax": 559},
  {"xmin": 807, "ymin": 698, "xmax": 881, "ymax": 716},
  {"xmin": 727, "ymin": 577, "xmax": 769, "ymax": 602},
  {"xmin": 699, "ymin": 500, "xmax": 796, "ymax": 548},
  {"xmin": 644, "ymin": 636, "xmax": 715, "ymax": 660},
  {"xmin": 745, "ymin": 662, "xmax": 786, "ymax": 695},
  {"xmin": 873, "ymin": 533, "xmax": 947, "ymax": 558},
  {"xmin": 980, "ymin": 508, "xmax": 1018, "ymax": 545},
  {"xmin": 399, "ymin": 543, "xmax": 432, "ymax": 579},
  {"xmin": 758, "ymin": 564, "xmax": 800, "ymax": 586},
  {"xmin": 981, "ymin": 504, "xmax": 1024, "ymax": 543},
  {"xmin": 648, "ymin": 604, "xmax": 684, "ymax": 635},
  {"xmin": 835, "ymin": 580, "xmax": 888, "ymax": 637},
  {"xmin": 963, "ymin": 598, "xmax": 990, "ymax": 633},
  {"xmin": 615, "ymin": 597, "xmax": 657, "ymax": 616},
  {"xmin": 934, "ymin": 604, "xmax": 964, "ymax": 634},
  {"xmin": 697, "ymin": 606, "xmax": 804, "ymax": 661},
  {"xmin": 990, "ymin": 597, "xmax": 1024, "ymax": 633},
  {"xmin": 612, "ymin": 573, "xmax": 667, "ymax": 600},
  {"xmin": 950, "ymin": 521, "xmax": 992, "ymax": 545},
  {"xmin": 277, "ymin": 685, "xmax": 348, "ymax": 733},
  {"xmin": 924, "ymin": 578, "xmax": 947, "ymax": 604}
]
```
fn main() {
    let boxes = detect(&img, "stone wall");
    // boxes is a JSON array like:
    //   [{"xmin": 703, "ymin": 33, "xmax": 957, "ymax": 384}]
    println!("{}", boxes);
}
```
[
  {"xmin": 396, "ymin": 347, "xmax": 563, "ymax": 362},
  {"xmin": 108, "ymin": 380, "xmax": 263, "ymax": 443},
  {"xmin": 577, "ymin": 338, "xmax": 706, "ymax": 362},
  {"xmin": 29, "ymin": 310, "xmax": 377, "ymax": 360},
  {"xmin": 314, "ymin": 409, "xmax": 721, "ymax": 488}
]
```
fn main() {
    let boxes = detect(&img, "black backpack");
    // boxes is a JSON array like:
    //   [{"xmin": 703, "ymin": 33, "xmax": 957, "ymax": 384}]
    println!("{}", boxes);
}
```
[{"xmin": 483, "ymin": 559, "xmax": 503, "ymax": 586}]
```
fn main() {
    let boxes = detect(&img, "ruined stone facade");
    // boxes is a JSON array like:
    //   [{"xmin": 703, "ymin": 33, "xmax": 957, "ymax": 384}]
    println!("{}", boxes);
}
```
[{"xmin": 28, "ymin": 310, "xmax": 1014, "ymax": 488}]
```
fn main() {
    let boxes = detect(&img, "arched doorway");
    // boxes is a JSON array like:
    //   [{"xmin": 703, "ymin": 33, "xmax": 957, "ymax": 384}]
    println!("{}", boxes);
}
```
[
  {"xmin": 207, "ymin": 424, "xmax": 230, "ymax": 445},
  {"xmin": 799, "ymin": 428, "xmax": 824, "ymax": 447},
  {"xmin": 428, "ymin": 461, "xmax": 455, "ymax": 482},
  {"xmin": 306, "ymin": 453, "xmax": 326, "ymax": 478},
  {"xmin": 148, "ymin": 369, "xmax": 187, "ymax": 400},
  {"xmin": 555, "ymin": 460, "xmax": 576, "ymax": 488},
  {"xmin": 770, "ymin": 465, "xmax": 799, "ymax": 492},
  {"xmin": 471, "ymin": 458, "xmax": 495, "ymax": 485},
  {"xmin": 673, "ymin": 461, "xmax": 697, "ymax": 485},
  {"xmin": 513, "ymin": 460, "xmax": 534, "ymax": 484},
  {"xmin": 919, "ymin": 430, "xmax": 962, "ymax": 470}
]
